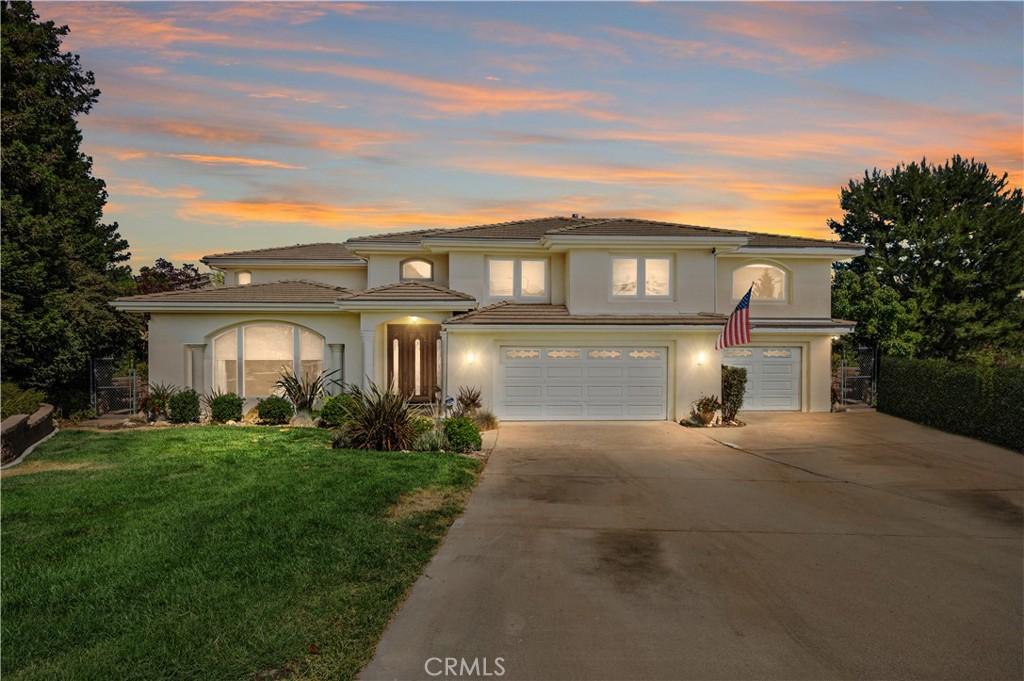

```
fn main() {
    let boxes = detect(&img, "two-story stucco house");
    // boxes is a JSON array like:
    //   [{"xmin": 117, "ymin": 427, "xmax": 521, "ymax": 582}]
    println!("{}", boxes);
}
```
[{"xmin": 113, "ymin": 216, "xmax": 864, "ymax": 420}]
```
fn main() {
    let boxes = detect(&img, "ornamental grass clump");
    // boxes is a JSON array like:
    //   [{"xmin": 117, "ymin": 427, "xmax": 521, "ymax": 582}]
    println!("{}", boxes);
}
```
[
  {"xmin": 342, "ymin": 382, "xmax": 415, "ymax": 451},
  {"xmin": 143, "ymin": 382, "xmax": 178, "ymax": 421},
  {"xmin": 274, "ymin": 369, "xmax": 336, "ymax": 413}
]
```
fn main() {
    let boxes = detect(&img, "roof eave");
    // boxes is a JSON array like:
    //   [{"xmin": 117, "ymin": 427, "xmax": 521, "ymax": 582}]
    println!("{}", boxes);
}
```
[
  {"xmin": 201, "ymin": 257, "xmax": 366, "ymax": 268},
  {"xmin": 728, "ymin": 246, "xmax": 865, "ymax": 258},
  {"xmin": 335, "ymin": 300, "xmax": 476, "ymax": 311},
  {"xmin": 111, "ymin": 301, "xmax": 343, "ymax": 313},
  {"xmin": 542, "ymin": 235, "xmax": 750, "ymax": 249}
]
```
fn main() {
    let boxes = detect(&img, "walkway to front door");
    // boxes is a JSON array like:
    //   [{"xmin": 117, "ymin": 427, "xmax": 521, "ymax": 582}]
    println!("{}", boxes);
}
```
[
  {"xmin": 360, "ymin": 415, "xmax": 1022, "ymax": 680},
  {"xmin": 386, "ymin": 323, "xmax": 440, "ymax": 402}
]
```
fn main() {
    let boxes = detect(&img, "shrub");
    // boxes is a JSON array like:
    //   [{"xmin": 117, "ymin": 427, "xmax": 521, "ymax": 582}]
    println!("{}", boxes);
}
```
[
  {"xmin": 411, "ymin": 415, "xmax": 435, "ymax": 439},
  {"xmin": 878, "ymin": 357, "xmax": 1024, "ymax": 452},
  {"xmin": 257, "ymin": 395, "xmax": 294, "ymax": 425},
  {"xmin": 343, "ymin": 383, "xmax": 415, "ymax": 451},
  {"xmin": 690, "ymin": 394, "xmax": 721, "ymax": 426},
  {"xmin": 1, "ymin": 383, "xmax": 45, "ymax": 420},
  {"xmin": 444, "ymin": 416, "xmax": 482, "ymax": 453},
  {"xmin": 319, "ymin": 392, "xmax": 357, "ymax": 428},
  {"xmin": 143, "ymin": 382, "xmax": 178, "ymax": 421},
  {"xmin": 330, "ymin": 423, "xmax": 355, "ymax": 449},
  {"xmin": 208, "ymin": 392, "xmax": 244, "ymax": 423},
  {"xmin": 721, "ymin": 366, "xmax": 748, "ymax": 422},
  {"xmin": 275, "ymin": 369, "xmax": 336, "ymax": 412},
  {"xmin": 472, "ymin": 409, "xmax": 498, "ymax": 432},
  {"xmin": 412, "ymin": 428, "xmax": 449, "ymax": 452},
  {"xmin": 168, "ymin": 389, "xmax": 201, "ymax": 424}
]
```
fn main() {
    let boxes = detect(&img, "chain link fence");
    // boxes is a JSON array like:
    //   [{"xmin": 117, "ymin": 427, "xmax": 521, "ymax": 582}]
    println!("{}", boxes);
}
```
[
  {"xmin": 833, "ymin": 346, "xmax": 878, "ymax": 409},
  {"xmin": 90, "ymin": 357, "xmax": 144, "ymax": 415}
]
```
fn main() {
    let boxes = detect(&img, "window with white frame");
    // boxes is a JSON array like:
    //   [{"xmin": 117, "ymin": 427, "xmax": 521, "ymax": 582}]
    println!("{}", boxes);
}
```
[
  {"xmin": 212, "ymin": 323, "xmax": 324, "ymax": 396},
  {"xmin": 732, "ymin": 263, "xmax": 787, "ymax": 301},
  {"xmin": 611, "ymin": 256, "xmax": 672, "ymax": 298},
  {"xmin": 237, "ymin": 271, "xmax": 252, "ymax": 285},
  {"xmin": 488, "ymin": 258, "xmax": 547, "ymax": 300},
  {"xmin": 400, "ymin": 258, "xmax": 433, "ymax": 281}
]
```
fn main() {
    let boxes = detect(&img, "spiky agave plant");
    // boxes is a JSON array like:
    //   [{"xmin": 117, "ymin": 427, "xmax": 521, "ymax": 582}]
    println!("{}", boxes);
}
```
[
  {"xmin": 343, "ymin": 382, "xmax": 415, "ymax": 451},
  {"xmin": 274, "ymin": 368, "xmax": 338, "ymax": 412}
]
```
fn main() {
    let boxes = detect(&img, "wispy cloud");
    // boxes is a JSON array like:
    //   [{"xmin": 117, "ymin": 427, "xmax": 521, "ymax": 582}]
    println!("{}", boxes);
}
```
[
  {"xmin": 274, "ymin": 61, "xmax": 609, "ymax": 116},
  {"xmin": 167, "ymin": 154, "xmax": 305, "ymax": 170},
  {"xmin": 115, "ymin": 180, "xmax": 203, "ymax": 200}
]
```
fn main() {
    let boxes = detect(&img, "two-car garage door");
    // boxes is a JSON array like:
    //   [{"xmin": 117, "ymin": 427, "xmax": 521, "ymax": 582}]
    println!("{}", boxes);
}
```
[{"xmin": 499, "ymin": 346, "xmax": 667, "ymax": 420}]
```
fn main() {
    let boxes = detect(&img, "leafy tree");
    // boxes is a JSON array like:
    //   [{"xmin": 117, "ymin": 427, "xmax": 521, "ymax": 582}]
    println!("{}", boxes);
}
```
[
  {"xmin": 1, "ymin": 1, "xmax": 141, "ymax": 408},
  {"xmin": 832, "ymin": 270, "xmax": 921, "ymax": 356},
  {"xmin": 135, "ymin": 258, "xmax": 211, "ymax": 294},
  {"xmin": 830, "ymin": 156, "xmax": 1024, "ymax": 360}
]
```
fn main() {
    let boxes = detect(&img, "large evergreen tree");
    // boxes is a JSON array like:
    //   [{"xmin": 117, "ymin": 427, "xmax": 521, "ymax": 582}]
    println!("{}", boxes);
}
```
[
  {"xmin": 2, "ymin": 1, "xmax": 140, "ymax": 408},
  {"xmin": 830, "ymin": 156, "xmax": 1024, "ymax": 360}
]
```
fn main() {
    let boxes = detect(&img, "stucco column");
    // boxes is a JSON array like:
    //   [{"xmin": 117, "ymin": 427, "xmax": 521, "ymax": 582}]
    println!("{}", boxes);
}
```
[{"xmin": 361, "ymin": 330, "xmax": 375, "ymax": 388}]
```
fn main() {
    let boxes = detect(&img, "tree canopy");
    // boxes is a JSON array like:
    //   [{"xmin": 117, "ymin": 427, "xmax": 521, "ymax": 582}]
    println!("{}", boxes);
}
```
[
  {"xmin": 135, "ymin": 259, "xmax": 212, "ymax": 295},
  {"xmin": 830, "ymin": 156, "xmax": 1024, "ymax": 360},
  {"xmin": 1, "ymin": 0, "xmax": 141, "ymax": 408}
]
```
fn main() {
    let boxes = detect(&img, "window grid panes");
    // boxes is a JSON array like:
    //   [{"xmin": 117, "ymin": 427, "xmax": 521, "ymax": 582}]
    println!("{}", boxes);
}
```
[
  {"xmin": 488, "ymin": 258, "xmax": 547, "ymax": 300},
  {"xmin": 612, "ymin": 257, "xmax": 671, "ymax": 298},
  {"xmin": 212, "ymin": 324, "xmax": 325, "ymax": 397}
]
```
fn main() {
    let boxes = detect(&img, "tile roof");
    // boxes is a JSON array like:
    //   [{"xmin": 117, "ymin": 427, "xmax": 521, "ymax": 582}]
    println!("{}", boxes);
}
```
[
  {"xmin": 446, "ymin": 302, "xmax": 728, "ymax": 326},
  {"xmin": 201, "ymin": 243, "xmax": 363, "ymax": 262},
  {"xmin": 338, "ymin": 281, "xmax": 476, "ymax": 302},
  {"xmin": 346, "ymin": 216, "xmax": 861, "ymax": 249},
  {"xmin": 115, "ymin": 280, "xmax": 348, "ymax": 304}
]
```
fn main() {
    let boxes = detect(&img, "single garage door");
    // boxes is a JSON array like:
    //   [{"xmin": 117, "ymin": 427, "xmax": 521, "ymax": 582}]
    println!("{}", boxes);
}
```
[
  {"xmin": 721, "ymin": 346, "xmax": 801, "ymax": 410},
  {"xmin": 499, "ymin": 346, "xmax": 668, "ymax": 420}
]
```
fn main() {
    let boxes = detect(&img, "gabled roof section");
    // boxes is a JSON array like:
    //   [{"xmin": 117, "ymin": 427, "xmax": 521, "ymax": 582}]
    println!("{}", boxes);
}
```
[
  {"xmin": 445, "ymin": 301, "xmax": 727, "ymax": 326},
  {"xmin": 338, "ymin": 281, "xmax": 475, "ymax": 302},
  {"xmin": 345, "ymin": 215, "xmax": 861, "ymax": 251},
  {"xmin": 114, "ymin": 280, "xmax": 348, "ymax": 305},
  {"xmin": 201, "ymin": 243, "xmax": 364, "ymax": 264}
]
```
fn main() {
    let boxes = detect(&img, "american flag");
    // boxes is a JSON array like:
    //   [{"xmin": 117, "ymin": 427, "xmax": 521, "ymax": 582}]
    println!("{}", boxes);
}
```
[{"xmin": 715, "ymin": 284, "xmax": 752, "ymax": 350}]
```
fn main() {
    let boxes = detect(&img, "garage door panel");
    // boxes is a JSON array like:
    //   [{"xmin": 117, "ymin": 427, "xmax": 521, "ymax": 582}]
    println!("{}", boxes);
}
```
[
  {"xmin": 499, "ymin": 346, "xmax": 667, "ymax": 421},
  {"xmin": 722, "ymin": 347, "xmax": 801, "ymax": 411}
]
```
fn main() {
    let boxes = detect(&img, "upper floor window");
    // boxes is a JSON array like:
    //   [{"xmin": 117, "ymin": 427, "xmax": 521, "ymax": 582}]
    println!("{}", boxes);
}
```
[
  {"xmin": 237, "ymin": 271, "xmax": 252, "ymax": 285},
  {"xmin": 212, "ymin": 323, "xmax": 324, "ymax": 397},
  {"xmin": 611, "ymin": 256, "xmax": 671, "ymax": 298},
  {"xmin": 732, "ymin": 263, "xmax": 787, "ymax": 302},
  {"xmin": 488, "ymin": 258, "xmax": 547, "ymax": 300},
  {"xmin": 400, "ymin": 258, "xmax": 433, "ymax": 281}
]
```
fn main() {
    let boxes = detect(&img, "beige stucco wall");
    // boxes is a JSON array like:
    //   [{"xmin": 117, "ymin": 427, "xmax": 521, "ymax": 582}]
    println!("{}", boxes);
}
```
[
  {"xmin": 447, "ymin": 251, "xmax": 565, "ymax": 304},
  {"xmin": 221, "ymin": 267, "xmax": 367, "ymax": 290},
  {"xmin": 445, "ymin": 329, "xmax": 722, "ymax": 421},
  {"xmin": 716, "ymin": 256, "xmax": 833, "ymax": 318},
  {"xmin": 565, "ymin": 249, "xmax": 716, "ymax": 315},
  {"xmin": 365, "ymin": 254, "xmax": 449, "ymax": 288},
  {"xmin": 147, "ymin": 312, "xmax": 362, "ymax": 396}
]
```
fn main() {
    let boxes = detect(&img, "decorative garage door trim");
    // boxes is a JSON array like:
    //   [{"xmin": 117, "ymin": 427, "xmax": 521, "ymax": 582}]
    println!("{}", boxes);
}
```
[
  {"xmin": 498, "ymin": 345, "xmax": 668, "ymax": 421},
  {"xmin": 722, "ymin": 346, "xmax": 802, "ymax": 410}
]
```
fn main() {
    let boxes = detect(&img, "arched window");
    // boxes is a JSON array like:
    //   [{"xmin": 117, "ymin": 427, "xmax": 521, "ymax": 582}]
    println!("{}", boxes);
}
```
[
  {"xmin": 732, "ymin": 263, "xmax": 787, "ymax": 302},
  {"xmin": 212, "ymin": 323, "xmax": 324, "ymax": 396},
  {"xmin": 400, "ymin": 258, "xmax": 434, "ymax": 281}
]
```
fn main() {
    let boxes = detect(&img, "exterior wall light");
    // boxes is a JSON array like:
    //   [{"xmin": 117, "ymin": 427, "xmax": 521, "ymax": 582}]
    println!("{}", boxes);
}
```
[
  {"xmin": 696, "ymin": 351, "xmax": 707, "ymax": 366},
  {"xmin": 409, "ymin": 315, "xmax": 421, "ymax": 324},
  {"xmin": 465, "ymin": 351, "xmax": 477, "ymax": 365}
]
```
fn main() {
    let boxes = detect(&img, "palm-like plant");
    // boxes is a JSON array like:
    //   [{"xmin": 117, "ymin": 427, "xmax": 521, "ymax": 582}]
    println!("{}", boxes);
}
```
[
  {"xmin": 455, "ymin": 385, "xmax": 483, "ymax": 417},
  {"xmin": 343, "ymin": 382, "xmax": 415, "ymax": 451},
  {"xmin": 274, "ymin": 368, "xmax": 337, "ymax": 412}
]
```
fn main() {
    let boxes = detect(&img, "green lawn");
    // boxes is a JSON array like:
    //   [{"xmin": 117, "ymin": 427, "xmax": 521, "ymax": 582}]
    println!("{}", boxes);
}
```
[{"xmin": 1, "ymin": 427, "xmax": 479, "ymax": 680}]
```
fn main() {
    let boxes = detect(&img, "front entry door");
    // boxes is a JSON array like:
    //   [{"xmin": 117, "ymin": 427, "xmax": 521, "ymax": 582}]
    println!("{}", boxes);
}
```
[{"xmin": 387, "ymin": 324, "xmax": 441, "ymax": 402}]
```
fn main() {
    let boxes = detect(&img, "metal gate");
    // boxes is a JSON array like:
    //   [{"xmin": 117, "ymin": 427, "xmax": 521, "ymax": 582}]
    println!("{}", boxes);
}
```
[
  {"xmin": 90, "ymin": 357, "xmax": 142, "ymax": 415},
  {"xmin": 834, "ymin": 346, "xmax": 877, "ymax": 409}
]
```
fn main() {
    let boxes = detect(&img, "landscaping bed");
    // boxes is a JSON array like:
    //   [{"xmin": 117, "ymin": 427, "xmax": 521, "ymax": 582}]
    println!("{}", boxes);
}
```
[{"xmin": 1, "ymin": 427, "xmax": 479, "ymax": 680}]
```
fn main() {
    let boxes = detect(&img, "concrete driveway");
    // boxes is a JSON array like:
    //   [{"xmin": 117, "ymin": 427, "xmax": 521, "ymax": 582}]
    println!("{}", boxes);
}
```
[{"xmin": 362, "ymin": 413, "xmax": 1023, "ymax": 680}]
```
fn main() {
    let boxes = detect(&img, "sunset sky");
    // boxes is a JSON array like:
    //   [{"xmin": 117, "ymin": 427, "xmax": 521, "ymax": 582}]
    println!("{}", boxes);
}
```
[{"xmin": 36, "ymin": 1, "xmax": 1024, "ymax": 269}]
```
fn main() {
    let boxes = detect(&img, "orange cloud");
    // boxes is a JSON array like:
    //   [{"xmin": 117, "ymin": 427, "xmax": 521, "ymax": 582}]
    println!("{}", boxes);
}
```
[
  {"xmin": 449, "ymin": 158, "xmax": 722, "ymax": 185},
  {"xmin": 39, "ymin": 3, "xmax": 365, "ymax": 57},
  {"xmin": 276, "ymin": 61, "xmax": 608, "ymax": 116},
  {"xmin": 115, "ymin": 181, "xmax": 203, "ymax": 200},
  {"xmin": 167, "ymin": 154, "xmax": 305, "ymax": 170},
  {"xmin": 604, "ymin": 27, "xmax": 778, "ymax": 68}
]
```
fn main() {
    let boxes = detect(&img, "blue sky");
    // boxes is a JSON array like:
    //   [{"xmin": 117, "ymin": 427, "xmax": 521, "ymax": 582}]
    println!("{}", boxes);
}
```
[{"xmin": 37, "ymin": 1, "xmax": 1024, "ymax": 268}]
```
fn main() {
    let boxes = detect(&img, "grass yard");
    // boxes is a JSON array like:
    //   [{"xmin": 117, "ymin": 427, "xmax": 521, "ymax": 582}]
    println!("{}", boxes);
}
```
[{"xmin": 1, "ymin": 427, "xmax": 480, "ymax": 680}]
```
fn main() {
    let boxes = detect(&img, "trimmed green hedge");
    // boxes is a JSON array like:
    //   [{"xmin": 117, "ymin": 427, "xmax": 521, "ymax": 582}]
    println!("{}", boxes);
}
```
[{"xmin": 878, "ymin": 356, "xmax": 1023, "ymax": 452}]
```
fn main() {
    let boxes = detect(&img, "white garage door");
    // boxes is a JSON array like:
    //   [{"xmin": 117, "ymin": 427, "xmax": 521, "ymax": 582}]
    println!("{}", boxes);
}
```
[
  {"xmin": 721, "ymin": 347, "xmax": 802, "ymax": 411},
  {"xmin": 499, "ymin": 346, "xmax": 668, "ymax": 420}
]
